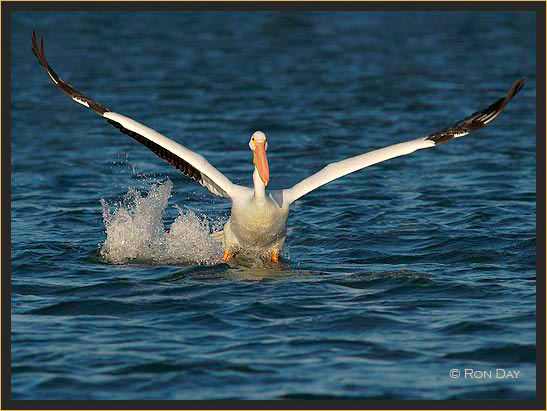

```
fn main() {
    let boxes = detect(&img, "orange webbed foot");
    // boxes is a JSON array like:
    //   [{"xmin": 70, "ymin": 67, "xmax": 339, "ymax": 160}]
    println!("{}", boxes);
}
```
[
  {"xmin": 271, "ymin": 252, "xmax": 279, "ymax": 263},
  {"xmin": 223, "ymin": 250, "xmax": 233, "ymax": 262}
]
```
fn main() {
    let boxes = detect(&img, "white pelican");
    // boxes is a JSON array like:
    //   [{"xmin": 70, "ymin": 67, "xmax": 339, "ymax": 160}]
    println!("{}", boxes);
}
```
[{"xmin": 32, "ymin": 32, "xmax": 524, "ymax": 263}]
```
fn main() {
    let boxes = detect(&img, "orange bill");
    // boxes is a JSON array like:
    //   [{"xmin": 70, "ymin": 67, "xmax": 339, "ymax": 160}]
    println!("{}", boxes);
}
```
[{"xmin": 254, "ymin": 141, "xmax": 269, "ymax": 186}]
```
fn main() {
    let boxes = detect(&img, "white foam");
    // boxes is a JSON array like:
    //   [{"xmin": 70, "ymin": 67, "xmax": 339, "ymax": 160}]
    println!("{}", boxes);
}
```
[{"xmin": 100, "ymin": 179, "xmax": 224, "ymax": 265}]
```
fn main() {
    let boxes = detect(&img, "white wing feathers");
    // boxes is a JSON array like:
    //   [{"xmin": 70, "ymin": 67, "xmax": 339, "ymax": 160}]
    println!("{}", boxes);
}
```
[
  {"xmin": 103, "ymin": 112, "xmax": 240, "ymax": 198},
  {"xmin": 284, "ymin": 137, "xmax": 435, "ymax": 204},
  {"xmin": 32, "ymin": 31, "xmax": 242, "ymax": 199},
  {"xmin": 283, "ymin": 79, "xmax": 524, "ymax": 205},
  {"xmin": 33, "ymin": 31, "xmax": 523, "ymax": 205}
]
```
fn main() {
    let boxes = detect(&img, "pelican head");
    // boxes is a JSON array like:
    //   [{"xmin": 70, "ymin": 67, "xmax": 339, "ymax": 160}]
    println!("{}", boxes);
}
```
[{"xmin": 249, "ymin": 131, "xmax": 269, "ymax": 186}]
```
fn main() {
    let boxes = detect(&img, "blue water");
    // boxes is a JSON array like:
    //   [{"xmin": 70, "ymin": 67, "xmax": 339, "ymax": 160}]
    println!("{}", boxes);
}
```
[{"xmin": 11, "ymin": 11, "xmax": 536, "ymax": 400}]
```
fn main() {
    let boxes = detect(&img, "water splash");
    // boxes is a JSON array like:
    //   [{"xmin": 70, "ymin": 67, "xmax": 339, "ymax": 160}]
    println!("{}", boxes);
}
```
[{"xmin": 100, "ymin": 179, "xmax": 224, "ymax": 265}]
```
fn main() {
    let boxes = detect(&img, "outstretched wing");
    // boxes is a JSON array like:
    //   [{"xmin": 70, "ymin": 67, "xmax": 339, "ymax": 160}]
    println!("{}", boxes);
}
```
[
  {"xmin": 283, "ymin": 79, "xmax": 524, "ymax": 205},
  {"xmin": 32, "ymin": 31, "xmax": 245, "ymax": 199}
]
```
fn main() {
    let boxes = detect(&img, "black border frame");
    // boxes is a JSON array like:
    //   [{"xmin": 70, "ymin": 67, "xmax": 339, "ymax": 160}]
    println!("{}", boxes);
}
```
[{"xmin": 2, "ymin": 2, "xmax": 545, "ymax": 410}]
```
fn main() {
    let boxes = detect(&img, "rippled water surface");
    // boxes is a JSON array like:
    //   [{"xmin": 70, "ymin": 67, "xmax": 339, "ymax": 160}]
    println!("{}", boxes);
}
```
[{"xmin": 11, "ymin": 11, "xmax": 536, "ymax": 400}]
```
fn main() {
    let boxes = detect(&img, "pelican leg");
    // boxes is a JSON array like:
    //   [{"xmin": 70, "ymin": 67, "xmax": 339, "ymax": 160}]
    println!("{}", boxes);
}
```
[
  {"xmin": 271, "ymin": 252, "xmax": 279, "ymax": 263},
  {"xmin": 223, "ymin": 250, "xmax": 233, "ymax": 262}
]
